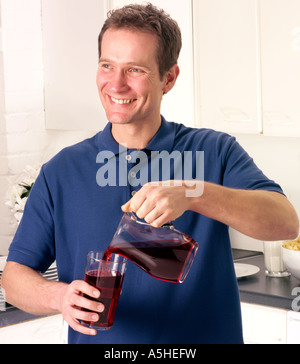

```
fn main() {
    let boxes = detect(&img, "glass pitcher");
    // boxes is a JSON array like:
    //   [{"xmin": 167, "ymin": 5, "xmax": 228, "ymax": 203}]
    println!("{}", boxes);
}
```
[{"xmin": 105, "ymin": 212, "xmax": 199, "ymax": 283}]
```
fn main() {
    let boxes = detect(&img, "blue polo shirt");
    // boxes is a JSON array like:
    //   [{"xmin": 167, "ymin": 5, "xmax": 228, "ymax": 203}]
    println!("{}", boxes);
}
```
[{"xmin": 7, "ymin": 117, "xmax": 283, "ymax": 344}]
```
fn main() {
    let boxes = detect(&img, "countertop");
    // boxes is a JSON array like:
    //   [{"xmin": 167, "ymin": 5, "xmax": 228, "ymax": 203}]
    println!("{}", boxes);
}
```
[
  {"xmin": 234, "ymin": 251, "xmax": 300, "ymax": 310},
  {"xmin": 1, "ymin": 249, "xmax": 300, "ymax": 328},
  {"xmin": 0, "ymin": 306, "xmax": 43, "ymax": 327}
]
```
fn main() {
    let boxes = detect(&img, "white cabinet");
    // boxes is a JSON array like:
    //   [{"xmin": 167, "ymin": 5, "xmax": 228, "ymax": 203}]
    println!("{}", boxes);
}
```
[
  {"xmin": 287, "ymin": 311, "xmax": 300, "ymax": 344},
  {"xmin": 241, "ymin": 303, "xmax": 287, "ymax": 344},
  {"xmin": 41, "ymin": 0, "xmax": 300, "ymax": 136},
  {"xmin": 260, "ymin": 0, "xmax": 300, "ymax": 137},
  {"xmin": 110, "ymin": 0, "xmax": 195, "ymax": 127},
  {"xmin": 241, "ymin": 303, "xmax": 300, "ymax": 344},
  {"xmin": 193, "ymin": 0, "xmax": 300, "ymax": 136},
  {"xmin": 193, "ymin": 0, "xmax": 262, "ymax": 134},
  {"xmin": 42, "ymin": 0, "xmax": 108, "ymax": 131}
]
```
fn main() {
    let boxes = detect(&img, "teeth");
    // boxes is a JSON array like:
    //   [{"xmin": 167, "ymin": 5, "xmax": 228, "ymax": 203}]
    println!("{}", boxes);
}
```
[{"xmin": 111, "ymin": 97, "xmax": 134, "ymax": 105}]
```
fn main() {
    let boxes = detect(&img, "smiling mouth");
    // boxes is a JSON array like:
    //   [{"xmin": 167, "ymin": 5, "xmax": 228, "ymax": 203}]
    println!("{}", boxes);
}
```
[{"xmin": 110, "ymin": 96, "xmax": 135, "ymax": 105}]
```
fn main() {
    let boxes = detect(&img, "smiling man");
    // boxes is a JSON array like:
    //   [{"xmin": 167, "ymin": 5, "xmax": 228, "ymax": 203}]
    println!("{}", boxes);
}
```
[
  {"xmin": 2, "ymin": 3, "xmax": 299, "ymax": 344},
  {"xmin": 97, "ymin": 27, "xmax": 179, "ymax": 150}
]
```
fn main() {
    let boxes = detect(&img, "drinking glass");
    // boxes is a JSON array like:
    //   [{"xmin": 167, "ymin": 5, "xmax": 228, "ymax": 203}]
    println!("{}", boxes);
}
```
[
  {"xmin": 263, "ymin": 241, "xmax": 290, "ymax": 277},
  {"xmin": 81, "ymin": 251, "xmax": 127, "ymax": 331}
]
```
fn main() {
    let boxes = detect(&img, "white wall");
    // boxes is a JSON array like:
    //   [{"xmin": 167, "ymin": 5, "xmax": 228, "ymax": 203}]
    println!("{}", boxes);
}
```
[
  {"xmin": 0, "ymin": 0, "xmax": 96, "ymax": 255},
  {"xmin": 230, "ymin": 133, "xmax": 300, "ymax": 251}
]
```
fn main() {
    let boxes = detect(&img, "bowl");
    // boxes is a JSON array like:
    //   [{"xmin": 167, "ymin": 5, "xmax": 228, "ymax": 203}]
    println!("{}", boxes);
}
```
[{"xmin": 282, "ymin": 237, "xmax": 300, "ymax": 280}]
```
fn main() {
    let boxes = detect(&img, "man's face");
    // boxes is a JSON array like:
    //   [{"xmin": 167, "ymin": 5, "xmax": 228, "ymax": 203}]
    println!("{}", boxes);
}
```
[{"xmin": 97, "ymin": 28, "xmax": 166, "ymax": 126}]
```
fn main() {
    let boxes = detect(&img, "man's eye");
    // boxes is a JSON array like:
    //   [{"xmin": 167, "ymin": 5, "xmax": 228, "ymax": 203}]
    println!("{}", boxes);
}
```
[
  {"xmin": 101, "ymin": 64, "xmax": 112, "ymax": 70},
  {"xmin": 129, "ymin": 68, "xmax": 143, "ymax": 74}
]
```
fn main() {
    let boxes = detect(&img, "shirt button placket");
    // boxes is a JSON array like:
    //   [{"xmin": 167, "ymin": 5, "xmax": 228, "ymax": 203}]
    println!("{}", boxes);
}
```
[{"xmin": 126, "ymin": 153, "xmax": 136, "ymax": 198}]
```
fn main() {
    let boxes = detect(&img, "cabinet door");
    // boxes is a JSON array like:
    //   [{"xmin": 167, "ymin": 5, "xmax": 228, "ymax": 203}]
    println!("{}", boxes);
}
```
[
  {"xmin": 241, "ymin": 303, "xmax": 287, "ymax": 344},
  {"xmin": 110, "ymin": 0, "xmax": 195, "ymax": 127},
  {"xmin": 194, "ymin": 0, "xmax": 262, "ymax": 133},
  {"xmin": 42, "ymin": 0, "xmax": 108, "ymax": 131},
  {"xmin": 260, "ymin": 0, "xmax": 300, "ymax": 136},
  {"xmin": 287, "ymin": 311, "xmax": 300, "ymax": 344}
]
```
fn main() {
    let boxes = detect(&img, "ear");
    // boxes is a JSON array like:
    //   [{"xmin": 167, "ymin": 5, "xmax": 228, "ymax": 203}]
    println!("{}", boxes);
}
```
[{"xmin": 162, "ymin": 64, "xmax": 180, "ymax": 95}]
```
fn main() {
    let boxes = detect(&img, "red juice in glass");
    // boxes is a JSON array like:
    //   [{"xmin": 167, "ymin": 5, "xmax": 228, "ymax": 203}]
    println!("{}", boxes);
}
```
[
  {"xmin": 82, "ymin": 270, "xmax": 125, "ymax": 330},
  {"xmin": 81, "ymin": 252, "xmax": 127, "ymax": 331}
]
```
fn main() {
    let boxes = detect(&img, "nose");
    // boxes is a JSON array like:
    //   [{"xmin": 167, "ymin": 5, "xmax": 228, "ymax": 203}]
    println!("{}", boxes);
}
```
[{"xmin": 109, "ymin": 69, "xmax": 130, "ymax": 94}]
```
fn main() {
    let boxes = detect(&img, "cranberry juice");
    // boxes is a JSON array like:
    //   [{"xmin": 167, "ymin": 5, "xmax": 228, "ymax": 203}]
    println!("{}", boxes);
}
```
[
  {"xmin": 82, "ymin": 270, "xmax": 124, "ymax": 329},
  {"xmin": 103, "ymin": 239, "xmax": 196, "ymax": 283}
]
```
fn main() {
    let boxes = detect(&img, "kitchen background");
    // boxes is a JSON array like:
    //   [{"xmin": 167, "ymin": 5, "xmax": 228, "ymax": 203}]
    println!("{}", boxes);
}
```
[{"xmin": 0, "ymin": 0, "xmax": 299, "ymax": 256}]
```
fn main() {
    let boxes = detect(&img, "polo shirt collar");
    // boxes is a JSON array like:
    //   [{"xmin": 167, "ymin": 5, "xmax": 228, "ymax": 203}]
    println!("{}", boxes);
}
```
[{"xmin": 95, "ymin": 115, "xmax": 176, "ymax": 155}]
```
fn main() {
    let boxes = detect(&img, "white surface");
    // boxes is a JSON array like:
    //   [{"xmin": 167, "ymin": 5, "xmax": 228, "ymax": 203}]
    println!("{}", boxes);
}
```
[
  {"xmin": 287, "ymin": 310, "xmax": 300, "ymax": 344},
  {"xmin": 241, "ymin": 303, "xmax": 287, "ymax": 344},
  {"xmin": 234, "ymin": 263, "xmax": 260, "ymax": 279},
  {"xmin": 0, "ymin": 314, "xmax": 66, "ymax": 344},
  {"xmin": 260, "ymin": 0, "xmax": 300, "ymax": 137},
  {"xmin": 42, "ymin": 0, "xmax": 107, "ymax": 131},
  {"xmin": 282, "ymin": 247, "xmax": 300, "ymax": 280},
  {"xmin": 194, "ymin": 0, "xmax": 261, "ymax": 133},
  {"xmin": 0, "ymin": 257, "xmax": 6, "ymax": 272}
]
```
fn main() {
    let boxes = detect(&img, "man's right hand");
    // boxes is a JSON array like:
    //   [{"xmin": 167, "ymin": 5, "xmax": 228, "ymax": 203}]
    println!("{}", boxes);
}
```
[
  {"xmin": 58, "ymin": 280, "xmax": 104, "ymax": 336},
  {"xmin": 2, "ymin": 262, "xmax": 105, "ymax": 336}
]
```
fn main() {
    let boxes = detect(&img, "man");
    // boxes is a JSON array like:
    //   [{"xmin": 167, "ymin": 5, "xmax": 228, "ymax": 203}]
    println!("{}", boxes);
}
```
[{"xmin": 2, "ymin": 4, "xmax": 299, "ymax": 344}]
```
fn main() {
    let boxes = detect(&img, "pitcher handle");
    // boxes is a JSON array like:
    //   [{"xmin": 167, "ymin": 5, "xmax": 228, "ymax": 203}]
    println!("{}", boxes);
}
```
[
  {"xmin": 162, "ymin": 222, "xmax": 175, "ymax": 230},
  {"xmin": 127, "ymin": 211, "xmax": 138, "ymax": 222},
  {"xmin": 126, "ymin": 211, "xmax": 174, "ymax": 230}
]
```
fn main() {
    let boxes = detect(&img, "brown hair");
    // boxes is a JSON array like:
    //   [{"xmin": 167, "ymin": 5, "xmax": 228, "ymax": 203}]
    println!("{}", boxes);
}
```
[{"xmin": 98, "ymin": 3, "xmax": 182, "ymax": 79}]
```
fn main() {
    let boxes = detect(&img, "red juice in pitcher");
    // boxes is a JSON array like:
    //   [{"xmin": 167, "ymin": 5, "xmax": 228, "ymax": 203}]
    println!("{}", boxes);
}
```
[
  {"xmin": 105, "ymin": 212, "xmax": 199, "ymax": 283},
  {"xmin": 103, "ymin": 237, "xmax": 197, "ymax": 283}
]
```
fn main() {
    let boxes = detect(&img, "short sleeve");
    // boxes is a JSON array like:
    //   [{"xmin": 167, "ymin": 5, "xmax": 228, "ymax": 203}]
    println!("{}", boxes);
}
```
[
  {"xmin": 221, "ymin": 136, "xmax": 284, "ymax": 194},
  {"xmin": 7, "ymin": 166, "xmax": 55, "ymax": 272}
]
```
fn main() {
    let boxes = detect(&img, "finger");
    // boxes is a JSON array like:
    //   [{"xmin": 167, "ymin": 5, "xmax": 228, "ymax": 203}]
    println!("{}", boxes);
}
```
[
  {"xmin": 134, "ymin": 196, "xmax": 156, "ymax": 220},
  {"xmin": 121, "ymin": 199, "xmax": 132, "ymax": 212},
  {"xmin": 67, "ymin": 316, "xmax": 97, "ymax": 336},
  {"xmin": 69, "ymin": 305, "xmax": 100, "ymax": 322},
  {"xmin": 144, "ymin": 208, "xmax": 164, "ymax": 225},
  {"xmin": 72, "ymin": 294, "xmax": 105, "ymax": 313},
  {"xmin": 151, "ymin": 212, "xmax": 171, "ymax": 228},
  {"xmin": 122, "ymin": 190, "xmax": 147, "ymax": 214},
  {"xmin": 72, "ymin": 280, "xmax": 100, "ymax": 299}
]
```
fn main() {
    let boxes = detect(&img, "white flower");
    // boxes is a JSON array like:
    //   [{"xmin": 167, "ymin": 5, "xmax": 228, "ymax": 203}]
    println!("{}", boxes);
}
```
[
  {"xmin": 24, "ymin": 165, "xmax": 41, "ymax": 181},
  {"xmin": 14, "ymin": 212, "xmax": 24, "ymax": 224},
  {"xmin": 5, "ymin": 165, "xmax": 40, "ymax": 224}
]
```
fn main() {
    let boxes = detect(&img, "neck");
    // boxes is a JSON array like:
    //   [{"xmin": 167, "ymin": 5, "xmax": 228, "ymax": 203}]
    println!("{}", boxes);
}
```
[{"xmin": 111, "ymin": 117, "xmax": 162, "ymax": 150}]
